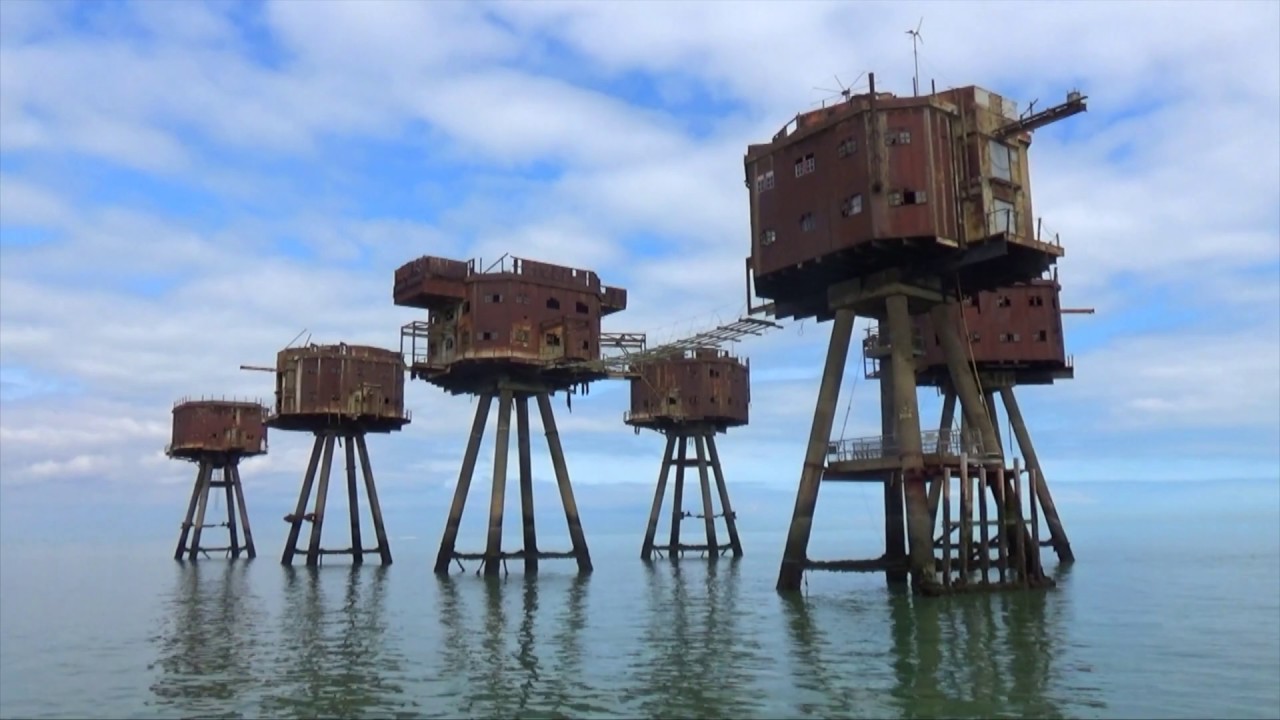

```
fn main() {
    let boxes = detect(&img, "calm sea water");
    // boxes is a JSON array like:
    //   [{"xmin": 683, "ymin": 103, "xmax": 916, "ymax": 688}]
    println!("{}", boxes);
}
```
[{"xmin": 2, "ymin": 479, "xmax": 1278, "ymax": 719}]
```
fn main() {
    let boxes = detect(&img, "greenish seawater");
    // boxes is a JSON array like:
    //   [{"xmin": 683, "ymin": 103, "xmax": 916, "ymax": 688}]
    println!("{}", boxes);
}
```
[{"xmin": 1, "ymin": 479, "xmax": 1277, "ymax": 719}]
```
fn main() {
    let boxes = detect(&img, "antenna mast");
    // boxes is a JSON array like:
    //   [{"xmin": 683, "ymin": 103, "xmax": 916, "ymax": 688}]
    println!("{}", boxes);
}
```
[{"xmin": 906, "ymin": 17, "xmax": 924, "ymax": 96}]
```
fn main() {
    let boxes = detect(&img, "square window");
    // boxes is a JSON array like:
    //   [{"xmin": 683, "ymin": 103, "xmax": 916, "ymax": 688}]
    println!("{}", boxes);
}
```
[
  {"xmin": 837, "ymin": 138, "xmax": 857, "ymax": 157},
  {"xmin": 903, "ymin": 190, "xmax": 927, "ymax": 205},
  {"xmin": 1035, "ymin": 330, "xmax": 1048, "ymax": 342},
  {"xmin": 799, "ymin": 212, "xmax": 815, "ymax": 232},
  {"xmin": 764, "ymin": 171, "xmax": 775, "ymax": 189},
  {"xmin": 888, "ymin": 191, "xmax": 903, "ymax": 206},
  {"xmin": 989, "ymin": 139, "xmax": 1018, "ymax": 183},
  {"xmin": 1029, "ymin": 295, "xmax": 1044, "ymax": 307},
  {"xmin": 997, "ymin": 295, "xmax": 1012, "ymax": 307},
  {"xmin": 841, "ymin": 193, "xmax": 863, "ymax": 217},
  {"xmin": 761, "ymin": 229, "xmax": 776, "ymax": 246}
]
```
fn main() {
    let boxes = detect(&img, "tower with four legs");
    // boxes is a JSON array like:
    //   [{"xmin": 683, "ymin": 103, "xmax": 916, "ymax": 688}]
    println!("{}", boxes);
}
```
[
  {"xmin": 264, "ymin": 342, "xmax": 410, "ymax": 567},
  {"xmin": 169, "ymin": 398, "xmax": 267, "ymax": 561},
  {"xmin": 627, "ymin": 348, "xmax": 748, "ymax": 561},
  {"xmin": 395, "ymin": 254, "xmax": 633, "ymax": 576}
]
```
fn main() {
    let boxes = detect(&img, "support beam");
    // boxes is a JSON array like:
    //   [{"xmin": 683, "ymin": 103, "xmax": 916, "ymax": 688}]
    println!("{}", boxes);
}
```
[
  {"xmin": 887, "ymin": 294, "xmax": 938, "ymax": 593},
  {"xmin": 705, "ymin": 434, "xmax": 743, "ymax": 558},
  {"xmin": 305, "ymin": 433, "xmax": 337, "ymax": 567},
  {"xmin": 483, "ymin": 390, "xmax": 514, "ymax": 576},
  {"xmin": 778, "ymin": 307, "xmax": 856, "ymax": 591},
  {"xmin": 1001, "ymin": 386, "xmax": 1074, "ymax": 562},
  {"xmin": 516, "ymin": 396, "xmax": 538, "ymax": 574},
  {"xmin": 223, "ymin": 466, "xmax": 240, "ymax": 558},
  {"xmin": 537, "ymin": 392, "xmax": 593, "ymax": 573},
  {"xmin": 641, "ymin": 433, "xmax": 677, "ymax": 560},
  {"xmin": 669, "ymin": 435, "xmax": 687, "ymax": 550},
  {"xmin": 356, "ymin": 434, "xmax": 392, "ymax": 566},
  {"xmin": 282, "ymin": 435, "xmax": 324, "ymax": 566},
  {"xmin": 435, "ymin": 395, "xmax": 493, "ymax": 574},
  {"xmin": 187, "ymin": 460, "xmax": 213, "ymax": 561},
  {"xmin": 345, "ymin": 434, "xmax": 364, "ymax": 565},
  {"xmin": 174, "ymin": 460, "xmax": 206, "ymax": 560},
  {"xmin": 879, "ymin": 320, "xmax": 907, "ymax": 586},
  {"xmin": 694, "ymin": 433, "xmax": 719, "ymax": 556},
  {"xmin": 231, "ymin": 464, "xmax": 256, "ymax": 559}
]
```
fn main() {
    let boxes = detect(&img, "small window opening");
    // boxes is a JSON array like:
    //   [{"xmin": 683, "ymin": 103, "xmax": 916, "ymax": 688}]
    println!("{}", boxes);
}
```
[
  {"xmin": 546, "ymin": 297, "xmax": 560, "ymax": 310},
  {"xmin": 1035, "ymin": 330, "xmax": 1048, "ymax": 342},
  {"xmin": 515, "ymin": 293, "xmax": 530, "ymax": 304},
  {"xmin": 581, "ymin": 340, "xmax": 590, "ymax": 351},
  {"xmin": 969, "ymin": 331, "xmax": 981, "ymax": 342},
  {"xmin": 761, "ymin": 229, "xmax": 777, "ymax": 246},
  {"xmin": 799, "ymin": 212, "xmax": 816, "ymax": 232},
  {"xmin": 1029, "ymin": 295, "xmax": 1045, "ymax": 307},
  {"xmin": 485, "ymin": 293, "xmax": 502, "ymax": 303},
  {"xmin": 997, "ymin": 295, "xmax": 1012, "ymax": 308},
  {"xmin": 514, "ymin": 329, "xmax": 529, "ymax": 344},
  {"xmin": 480, "ymin": 331, "xmax": 495, "ymax": 341},
  {"xmin": 902, "ymin": 190, "xmax": 927, "ymax": 205},
  {"xmin": 575, "ymin": 301, "xmax": 589, "ymax": 314},
  {"xmin": 886, "ymin": 130, "xmax": 911, "ymax": 146},
  {"xmin": 837, "ymin": 137, "xmax": 857, "ymax": 157},
  {"xmin": 841, "ymin": 194, "xmax": 863, "ymax": 217}
]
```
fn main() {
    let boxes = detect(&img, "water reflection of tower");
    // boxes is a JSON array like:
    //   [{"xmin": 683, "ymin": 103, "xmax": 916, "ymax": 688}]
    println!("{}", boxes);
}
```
[
  {"xmin": 435, "ymin": 575, "xmax": 591, "ymax": 718},
  {"xmin": 148, "ymin": 562, "xmax": 261, "ymax": 715},
  {"xmin": 886, "ymin": 593, "xmax": 1069, "ymax": 719},
  {"xmin": 261, "ymin": 567, "xmax": 411, "ymax": 718},
  {"xmin": 622, "ymin": 561, "xmax": 756, "ymax": 718}
]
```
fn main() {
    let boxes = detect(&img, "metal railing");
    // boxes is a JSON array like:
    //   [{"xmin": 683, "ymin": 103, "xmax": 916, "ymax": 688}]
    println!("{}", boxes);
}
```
[{"xmin": 826, "ymin": 429, "xmax": 984, "ymax": 464}]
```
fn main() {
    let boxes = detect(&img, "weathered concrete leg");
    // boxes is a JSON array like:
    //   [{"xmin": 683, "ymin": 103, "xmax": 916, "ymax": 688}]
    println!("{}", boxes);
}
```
[
  {"xmin": 516, "ymin": 395, "xmax": 538, "ymax": 574},
  {"xmin": 344, "ymin": 434, "xmax": 364, "ymax": 566},
  {"xmin": 187, "ymin": 461, "xmax": 213, "ymax": 561},
  {"xmin": 175, "ymin": 460, "xmax": 206, "ymax": 560},
  {"xmin": 669, "ymin": 434, "xmax": 687, "ymax": 551},
  {"xmin": 887, "ymin": 294, "xmax": 937, "ymax": 594},
  {"xmin": 930, "ymin": 301, "xmax": 1002, "ymax": 458},
  {"xmin": 778, "ymin": 307, "xmax": 856, "ymax": 592},
  {"xmin": 879, "ymin": 317, "xmax": 908, "ymax": 587},
  {"xmin": 223, "ymin": 466, "xmax": 240, "ymax": 558},
  {"xmin": 537, "ymin": 392, "xmax": 593, "ymax": 573},
  {"xmin": 435, "ymin": 395, "xmax": 493, "ymax": 574},
  {"xmin": 484, "ymin": 390, "xmax": 514, "ymax": 577},
  {"xmin": 230, "ymin": 464, "xmax": 256, "ymax": 559},
  {"xmin": 694, "ymin": 433, "xmax": 719, "ymax": 557},
  {"xmin": 641, "ymin": 433, "xmax": 677, "ymax": 560},
  {"xmin": 984, "ymin": 389, "xmax": 1003, "ymax": 454},
  {"xmin": 305, "ymin": 433, "xmax": 337, "ymax": 567},
  {"xmin": 928, "ymin": 388, "xmax": 958, "ymax": 529},
  {"xmin": 283, "ymin": 434, "xmax": 324, "ymax": 566},
  {"xmin": 705, "ymin": 434, "xmax": 743, "ymax": 558},
  {"xmin": 356, "ymin": 434, "xmax": 391, "ymax": 566},
  {"xmin": 1002, "ymin": 386, "xmax": 1074, "ymax": 563}
]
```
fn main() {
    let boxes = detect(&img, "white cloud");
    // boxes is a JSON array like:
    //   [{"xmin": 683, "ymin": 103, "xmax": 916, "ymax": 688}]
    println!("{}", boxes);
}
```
[{"xmin": 0, "ymin": 0, "xmax": 1277, "ymax": 522}]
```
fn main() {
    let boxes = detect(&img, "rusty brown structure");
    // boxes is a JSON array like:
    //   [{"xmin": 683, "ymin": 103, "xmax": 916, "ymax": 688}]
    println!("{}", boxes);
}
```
[
  {"xmin": 261, "ymin": 343, "xmax": 410, "ymax": 567},
  {"xmin": 627, "ymin": 348, "xmax": 749, "ymax": 561},
  {"xmin": 395, "ymin": 254, "xmax": 635, "ymax": 576},
  {"xmin": 168, "ymin": 398, "xmax": 267, "ymax": 561},
  {"xmin": 745, "ymin": 73, "xmax": 1086, "ymax": 595}
]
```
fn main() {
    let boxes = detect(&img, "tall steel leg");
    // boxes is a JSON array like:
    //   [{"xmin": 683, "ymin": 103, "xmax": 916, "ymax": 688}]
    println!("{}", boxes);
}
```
[
  {"xmin": 705, "ymin": 434, "xmax": 743, "ymax": 558},
  {"xmin": 282, "ymin": 434, "xmax": 324, "ymax": 566},
  {"xmin": 516, "ymin": 396, "xmax": 538, "ymax": 574},
  {"xmin": 174, "ymin": 460, "xmax": 205, "ymax": 560},
  {"xmin": 777, "ymin": 307, "xmax": 856, "ymax": 591},
  {"xmin": 641, "ymin": 433, "xmax": 677, "ymax": 560},
  {"xmin": 1002, "ymin": 387, "xmax": 1074, "ymax": 562},
  {"xmin": 230, "ymin": 464, "xmax": 256, "ymax": 559},
  {"xmin": 305, "ymin": 434, "xmax": 337, "ymax": 567},
  {"xmin": 537, "ymin": 392, "xmax": 592, "ymax": 573},
  {"xmin": 483, "ymin": 390, "xmax": 514, "ymax": 577},
  {"xmin": 356, "ymin": 434, "xmax": 392, "ymax": 566},
  {"xmin": 435, "ymin": 395, "xmax": 493, "ymax": 573},
  {"xmin": 345, "ymin": 434, "xmax": 364, "ymax": 565}
]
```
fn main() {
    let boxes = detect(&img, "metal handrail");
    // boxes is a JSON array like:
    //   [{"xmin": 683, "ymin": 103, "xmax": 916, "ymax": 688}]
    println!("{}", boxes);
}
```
[{"xmin": 826, "ymin": 428, "xmax": 984, "ymax": 463}]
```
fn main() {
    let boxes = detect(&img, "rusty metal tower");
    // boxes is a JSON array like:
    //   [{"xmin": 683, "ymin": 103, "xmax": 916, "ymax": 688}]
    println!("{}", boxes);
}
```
[
  {"xmin": 168, "ymin": 398, "xmax": 267, "ymax": 560},
  {"xmin": 248, "ymin": 342, "xmax": 410, "ymax": 567},
  {"xmin": 395, "ymin": 255, "xmax": 778, "ymax": 576},
  {"xmin": 744, "ymin": 73, "xmax": 1087, "ymax": 595},
  {"xmin": 396, "ymin": 254, "xmax": 633, "ymax": 576},
  {"xmin": 627, "ymin": 348, "xmax": 750, "ymax": 561}
]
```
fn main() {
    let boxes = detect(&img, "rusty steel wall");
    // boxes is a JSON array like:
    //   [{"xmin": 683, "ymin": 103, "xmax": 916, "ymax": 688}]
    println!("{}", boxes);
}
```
[
  {"xmin": 168, "ymin": 399, "xmax": 267, "ymax": 458},
  {"xmin": 626, "ymin": 349, "xmax": 750, "ymax": 429},
  {"xmin": 917, "ymin": 279, "xmax": 1069, "ymax": 370},
  {"xmin": 270, "ymin": 343, "xmax": 410, "ymax": 432},
  {"xmin": 746, "ymin": 85, "xmax": 1045, "ymax": 308}
]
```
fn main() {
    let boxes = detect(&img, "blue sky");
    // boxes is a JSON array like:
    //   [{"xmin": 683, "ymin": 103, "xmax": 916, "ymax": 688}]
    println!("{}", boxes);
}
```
[{"xmin": 1, "ymin": 0, "xmax": 1277, "ymax": 550}]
